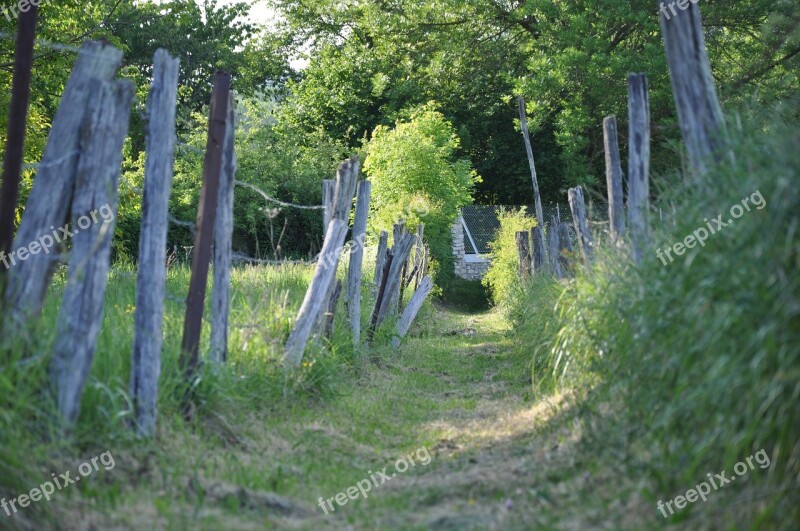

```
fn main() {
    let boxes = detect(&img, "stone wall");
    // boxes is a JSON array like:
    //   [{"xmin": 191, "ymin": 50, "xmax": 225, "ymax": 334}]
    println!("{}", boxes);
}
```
[{"xmin": 452, "ymin": 216, "xmax": 490, "ymax": 281}]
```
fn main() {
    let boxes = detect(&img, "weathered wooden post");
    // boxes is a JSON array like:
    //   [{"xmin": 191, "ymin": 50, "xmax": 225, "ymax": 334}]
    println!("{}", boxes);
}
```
[
  {"xmin": 50, "ymin": 79, "xmax": 134, "ymax": 425},
  {"xmin": 370, "ymin": 232, "xmax": 415, "ymax": 336},
  {"xmin": 392, "ymin": 275, "xmax": 433, "ymax": 348},
  {"xmin": 659, "ymin": 2, "xmax": 726, "ymax": 175},
  {"xmin": 568, "ymin": 186, "xmax": 593, "ymax": 263},
  {"xmin": 210, "ymin": 93, "xmax": 237, "ymax": 364},
  {"xmin": 413, "ymin": 223, "xmax": 425, "ymax": 290},
  {"xmin": 347, "ymin": 180, "xmax": 371, "ymax": 347},
  {"xmin": 531, "ymin": 226, "xmax": 547, "ymax": 275},
  {"xmin": 130, "ymin": 50, "xmax": 179, "ymax": 437},
  {"xmin": 558, "ymin": 222, "xmax": 574, "ymax": 277},
  {"xmin": 0, "ymin": 4, "xmax": 38, "ymax": 280},
  {"xmin": 2, "ymin": 41, "xmax": 123, "ymax": 333},
  {"xmin": 516, "ymin": 231, "xmax": 532, "ymax": 278},
  {"xmin": 603, "ymin": 115, "xmax": 625, "ymax": 240},
  {"xmin": 518, "ymin": 96, "xmax": 545, "ymax": 228},
  {"xmin": 374, "ymin": 230, "xmax": 389, "ymax": 293},
  {"xmin": 284, "ymin": 219, "xmax": 349, "ymax": 367},
  {"xmin": 389, "ymin": 220, "xmax": 406, "ymax": 312},
  {"xmin": 180, "ymin": 72, "xmax": 232, "ymax": 380},
  {"xmin": 546, "ymin": 218, "xmax": 562, "ymax": 279},
  {"xmin": 628, "ymin": 73, "xmax": 651, "ymax": 264},
  {"xmin": 322, "ymin": 179, "xmax": 335, "ymax": 232}
]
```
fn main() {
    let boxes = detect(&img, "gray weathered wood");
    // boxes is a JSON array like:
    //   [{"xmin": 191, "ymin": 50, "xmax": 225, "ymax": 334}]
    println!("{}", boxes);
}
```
[
  {"xmin": 50, "ymin": 79, "xmax": 134, "ymax": 425},
  {"xmin": 374, "ymin": 230, "xmax": 389, "ymax": 293},
  {"xmin": 516, "ymin": 230, "xmax": 531, "ymax": 278},
  {"xmin": 130, "ymin": 50, "xmax": 179, "ymax": 437},
  {"xmin": 558, "ymin": 222, "xmax": 574, "ymax": 277},
  {"xmin": 568, "ymin": 187, "xmax": 593, "ymax": 264},
  {"xmin": 413, "ymin": 223, "xmax": 425, "ymax": 290},
  {"xmin": 603, "ymin": 115, "xmax": 625, "ymax": 240},
  {"xmin": 392, "ymin": 275, "xmax": 433, "ymax": 348},
  {"xmin": 284, "ymin": 219, "xmax": 348, "ymax": 367},
  {"xmin": 546, "ymin": 218, "xmax": 562, "ymax": 279},
  {"xmin": 372, "ymin": 232, "xmax": 414, "ymax": 333},
  {"xmin": 347, "ymin": 180, "xmax": 371, "ymax": 347},
  {"xmin": 659, "ymin": 3, "xmax": 726, "ymax": 175},
  {"xmin": 322, "ymin": 179, "xmax": 335, "ymax": 232},
  {"xmin": 389, "ymin": 220, "xmax": 406, "ymax": 313},
  {"xmin": 3, "ymin": 41, "xmax": 123, "ymax": 334},
  {"xmin": 531, "ymin": 226, "xmax": 547, "ymax": 275},
  {"xmin": 518, "ymin": 96, "xmax": 545, "ymax": 227},
  {"xmin": 315, "ymin": 158, "xmax": 360, "ymax": 335},
  {"xmin": 210, "ymin": 93, "xmax": 237, "ymax": 364},
  {"xmin": 323, "ymin": 279, "xmax": 343, "ymax": 340},
  {"xmin": 628, "ymin": 73, "xmax": 651, "ymax": 264}
]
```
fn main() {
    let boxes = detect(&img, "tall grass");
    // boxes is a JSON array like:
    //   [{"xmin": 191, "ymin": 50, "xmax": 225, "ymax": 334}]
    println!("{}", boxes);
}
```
[{"xmin": 508, "ymin": 104, "xmax": 799, "ymax": 526}]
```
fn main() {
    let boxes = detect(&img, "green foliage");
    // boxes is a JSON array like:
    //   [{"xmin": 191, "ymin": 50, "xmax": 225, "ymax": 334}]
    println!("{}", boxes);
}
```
[
  {"xmin": 364, "ymin": 105, "xmax": 479, "ymax": 286},
  {"xmin": 508, "ymin": 105, "xmax": 800, "ymax": 525},
  {"xmin": 482, "ymin": 207, "xmax": 538, "ymax": 307}
]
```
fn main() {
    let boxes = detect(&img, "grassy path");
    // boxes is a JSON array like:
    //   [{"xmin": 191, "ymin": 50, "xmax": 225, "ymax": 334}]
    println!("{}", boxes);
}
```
[{"xmin": 87, "ymin": 304, "xmax": 635, "ymax": 530}]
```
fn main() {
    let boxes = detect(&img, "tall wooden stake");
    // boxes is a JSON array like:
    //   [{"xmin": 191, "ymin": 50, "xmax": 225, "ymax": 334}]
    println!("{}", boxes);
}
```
[
  {"xmin": 628, "ymin": 73, "xmax": 651, "ymax": 264},
  {"xmin": 180, "ymin": 72, "xmax": 231, "ymax": 380},
  {"xmin": 518, "ymin": 96, "xmax": 545, "ymax": 228},
  {"xmin": 603, "ymin": 115, "xmax": 625, "ymax": 240}
]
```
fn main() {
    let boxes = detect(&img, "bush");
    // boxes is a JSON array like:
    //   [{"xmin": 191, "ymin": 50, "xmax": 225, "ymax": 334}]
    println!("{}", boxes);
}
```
[
  {"xmin": 537, "ymin": 107, "xmax": 800, "ymax": 525},
  {"xmin": 364, "ymin": 103, "xmax": 480, "ymax": 288},
  {"xmin": 482, "ymin": 207, "xmax": 538, "ymax": 307}
]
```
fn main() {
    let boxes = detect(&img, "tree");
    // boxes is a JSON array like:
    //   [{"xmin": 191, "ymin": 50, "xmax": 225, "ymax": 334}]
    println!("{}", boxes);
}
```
[{"xmin": 364, "ymin": 104, "xmax": 479, "ymax": 285}]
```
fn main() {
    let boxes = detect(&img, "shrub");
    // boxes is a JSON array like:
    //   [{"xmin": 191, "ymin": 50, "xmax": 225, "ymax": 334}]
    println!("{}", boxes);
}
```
[{"xmin": 482, "ymin": 207, "xmax": 538, "ymax": 307}]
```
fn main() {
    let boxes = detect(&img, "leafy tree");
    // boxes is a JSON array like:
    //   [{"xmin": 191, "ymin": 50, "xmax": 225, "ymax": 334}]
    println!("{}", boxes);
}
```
[{"xmin": 363, "ymin": 104, "xmax": 479, "ymax": 285}]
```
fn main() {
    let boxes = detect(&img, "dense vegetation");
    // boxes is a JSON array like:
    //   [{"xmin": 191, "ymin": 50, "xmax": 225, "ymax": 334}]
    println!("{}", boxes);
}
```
[{"xmin": 0, "ymin": 0, "xmax": 798, "ymax": 528}]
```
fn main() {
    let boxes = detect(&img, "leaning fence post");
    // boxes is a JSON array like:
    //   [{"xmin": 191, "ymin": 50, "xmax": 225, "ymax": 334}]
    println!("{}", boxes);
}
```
[
  {"xmin": 374, "ymin": 230, "xmax": 389, "ymax": 294},
  {"xmin": 603, "ymin": 115, "xmax": 625, "ymax": 241},
  {"xmin": 370, "ymin": 233, "xmax": 414, "ymax": 335},
  {"xmin": 210, "ymin": 93, "xmax": 237, "ymax": 364},
  {"xmin": 392, "ymin": 275, "xmax": 433, "ymax": 348},
  {"xmin": 50, "ymin": 79, "xmax": 134, "ymax": 426},
  {"xmin": 284, "ymin": 219, "xmax": 349, "ymax": 367},
  {"xmin": 180, "ymin": 72, "xmax": 232, "ymax": 381},
  {"xmin": 516, "ymin": 231, "xmax": 531, "ymax": 278},
  {"xmin": 322, "ymin": 179, "xmax": 335, "ymax": 233},
  {"xmin": 659, "ymin": 3, "xmax": 726, "ymax": 175},
  {"xmin": 347, "ymin": 180, "xmax": 371, "ymax": 347},
  {"xmin": 130, "ymin": 49, "xmax": 179, "ymax": 437},
  {"xmin": 568, "ymin": 186, "xmax": 593, "ymax": 264},
  {"xmin": 628, "ymin": 73, "xmax": 651, "ymax": 264},
  {"xmin": 2, "ymin": 41, "xmax": 123, "ymax": 335}
]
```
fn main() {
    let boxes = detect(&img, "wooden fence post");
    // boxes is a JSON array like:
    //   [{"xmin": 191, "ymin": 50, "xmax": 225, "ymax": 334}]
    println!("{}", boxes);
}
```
[
  {"xmin": 547, "ymin": 218, "xmax": 562, "ymax": 279},
  {"xmin": 628, "ymin": 73, "xmax": 651, "ymax": 264},
  {"xmin": 347, "ymin": 180, "xmax": 371, "ymax": 347},
  {"xmin": 284, "ymin": 219, "xmax": 349, "ymax": 367},
  {"xmin": 413, "ymin": 223, "xmax": 425, "ymax": 290},
  {"xmin": 50, "ymin": 79, "xmax": 134, "ymax": 425},
  {"xmin": 130, "ymin": 50, "xmax": 179, "ymax": 437},
  {"xmin": 531, "ymin": 226, "xmax": 547, "ymax": 275},
  {"xmin": 659, "ymin": 4, "xmax": 726, "ymax": 175},
  {"xmin": 2, "ymin": 41, "xmax": 123, "ymax": 334},
  {"xmin": 374, "ymin": 230, "xmax": 388, "ymax": 293},
  {"xmin": 516, "ymin": 231, "xmax": 531, "ymax": 278},
  {"xmin": 0, "ymin": 4, "xmax": 38, "ymax": 276},
  {"xmin": 518, "ymin": 96, "xmax": 545, "ymax": 227},
  {"xmin": 603, "ymin": 115, "xmax": 625, "ymax": 240},
  {"xmin": 370, "ymin": 232, "xmax": 414, "ymax": 336},
  {"xmin": 392, "ymin": 275, "xmax": 433, "ymax": 348},
  {"xmin": 322, "ymin": 179, "xmax": 335, "ymax": 233},
  {"xmin": 558, "ymin": 222, "xmax": 574, "ymax": 277},
  {"xmin": 180, "ymin": 72, "xmax": 231, "ymax": 380},
  {"xmin": 568, "ymin": 186, "xmax": 593, "ymax": 263},
  {"xmin": 389, "ymin": 220, "xmax": 406, "ymax": 312},
  {"xmin": 210, "ymin": 93, "xmax": 237, "ymax": 364}
]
